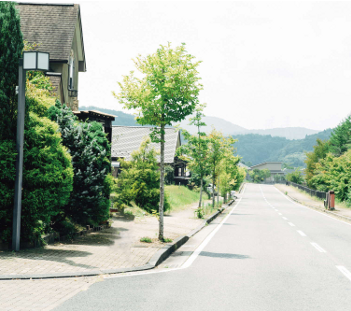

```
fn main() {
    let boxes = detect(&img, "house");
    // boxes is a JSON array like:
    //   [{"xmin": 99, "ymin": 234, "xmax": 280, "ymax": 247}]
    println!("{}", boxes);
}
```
[
  {"xmin": 248, "ymin": 162, "xmax": 285, "ymax": 182},
  {"xmin": 17, "ymin": 3, "xmax": 115, "ymax": 143},
  {"xmin": 111, "ymin": 126, "xmax": 189, "ymax": 184}
]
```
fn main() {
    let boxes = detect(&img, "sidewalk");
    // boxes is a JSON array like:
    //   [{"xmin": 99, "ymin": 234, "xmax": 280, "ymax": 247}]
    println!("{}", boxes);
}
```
[
  {"xmin": 275, "ymin": 184, "xmax": 351, "ymax": 221},
  {"xmin": 0, "ymin": 203, "xmax": 204, "ymax": 278}
]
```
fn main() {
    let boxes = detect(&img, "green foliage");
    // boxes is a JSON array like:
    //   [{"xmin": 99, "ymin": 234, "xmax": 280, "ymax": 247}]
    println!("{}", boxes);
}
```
[
  {"xmin": 329, "ymin": 115, "xmax": 351, "ymax": 157},
  {"xmin": 0, "ymin": 96, "xmax": 74, "ymax": 243},
  {"xmin": 304, "ymin": 139, "xmax": 330, "ymax": 188},
  {"xmin": 286, "ymin": 169, "xmax": 304, "ymax": 184},
  {"xmin": 310, "ymin": 150, "xmax": 351, "ymax": 202},
  {"xmin": 234, "ymin": 129, "xmax": 333, "ymax": 167},
  {"xmin": 0, "ymin": 1, "xmax": 23, "ymax": 140},
  {"xmin": 164, "ymin": 165, "xmax": 174, "ymax": 185},
  {"xmin": 115, "ymin": 138, "xmax": 170, "ymax": 213},
  {"xmin": 47, "ymin": 100, "xmax": 112, "ymax": 227},
  {"xmin": 248, "ymin": 168, "xmax": 271, "ymax": 183},
  {"xmin": 115, "ymin": 42, "xmax": 202, "ymax": 240},
  {"xmin": 177, "ymin": 103, "xmax": 210, "ymax": 207},
  {"xmin": 165, "ymin": 185, "xmax": 201, "ymax": 211},
  {"xmin": 140, "ymin": 237, "xmax": 152, "ymax": 243}
]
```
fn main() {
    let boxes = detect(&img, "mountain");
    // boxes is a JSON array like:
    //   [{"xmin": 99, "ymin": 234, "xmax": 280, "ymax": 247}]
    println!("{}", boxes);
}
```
[
  {"xmin": 81, "ymin": 106, "xmax": 320, "ymax": 140},
  {"xmin": 80, "ymin": 106, "xmax": 332, "ymax": 166},
  {"xmin": 235, "ymin": 129, "xmax": 333, "ymax": 167}
]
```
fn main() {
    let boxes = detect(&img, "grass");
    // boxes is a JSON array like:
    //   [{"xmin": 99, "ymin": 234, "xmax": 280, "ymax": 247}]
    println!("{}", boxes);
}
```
[
  {"xmin": 202, "ymin": 199, "xmax": 223, "ymax": 217},
  {"xmin": 165, "ymin": 185, "xmax": 202, "ymax": 212},
  {"xmin": 140, "ymin": 237, "xmax": 152, "ymax": 243}
]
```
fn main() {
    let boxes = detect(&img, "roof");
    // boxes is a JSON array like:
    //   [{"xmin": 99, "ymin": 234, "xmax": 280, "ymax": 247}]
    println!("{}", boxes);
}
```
[
  {"xmin": 17, "ymin": 3, "xmax": 86, "ymax": 68},
  {"xmin": 238, "ymin": 162, "xmax": 250, "ymax": 169},
  {"xmin": 250, "ymin": 162, "xmax": 282, "ymax": 169},
  {"xmin": 73, "ymin": 110, "xmax": 116, "ymax": 120},
  {"xmin": 112, "ymin": 126, "xmax": 181, "ymax": 164}
]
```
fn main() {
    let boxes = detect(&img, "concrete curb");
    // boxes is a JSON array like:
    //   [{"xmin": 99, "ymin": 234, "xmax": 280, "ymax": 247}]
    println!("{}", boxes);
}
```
[
  {"xmin": 275, "ymin": 186, "xmax": 351, "ymax": 225},
  {"xmin": 0, "ymin": 199, "xmax": 235, "ymax": 280}
]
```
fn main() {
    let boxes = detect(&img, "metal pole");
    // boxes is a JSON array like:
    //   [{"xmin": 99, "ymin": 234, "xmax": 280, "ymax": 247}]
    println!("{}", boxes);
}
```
[{"xmin": 12, "ymin": 60, "xmax": 25, "ymax": 252}]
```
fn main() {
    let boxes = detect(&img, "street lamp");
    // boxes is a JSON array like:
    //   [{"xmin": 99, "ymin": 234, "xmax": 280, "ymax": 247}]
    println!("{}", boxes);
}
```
[{"xmin": 12, "ymin": 51, "xmax": 50, "ymax": 251}]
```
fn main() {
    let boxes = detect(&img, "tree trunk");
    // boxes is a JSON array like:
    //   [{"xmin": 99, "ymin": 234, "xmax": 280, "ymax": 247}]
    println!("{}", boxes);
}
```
[
  {"xmin": 158, "ymin": 125, "xmax": 165, "ymax": 241},
  {"xmin": 199, "ymin": 176, "xmax": 203, "ymax": 208},
  {"xmin": 217, "ymin": 179, "xmax": 220, "ymax": 206},
  {"xmin": 212, "ymin": 172, "xmax": 215, "ymax": 208}
]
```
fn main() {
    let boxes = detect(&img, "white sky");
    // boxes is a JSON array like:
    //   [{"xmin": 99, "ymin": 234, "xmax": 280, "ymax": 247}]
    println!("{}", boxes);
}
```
[{"xmin": 22, "ymin": 0, "xmax": 351, "ymax": 130}]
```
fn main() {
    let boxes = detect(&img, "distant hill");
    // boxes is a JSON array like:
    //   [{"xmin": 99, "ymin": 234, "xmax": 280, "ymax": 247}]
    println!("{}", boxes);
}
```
[
  {"xmin": 179, "ymin": 116, "xmax": 319, "ymax": 139},
  {"xmin": 234, "ymin": 129, "xmax": 333, "ymax": 167},
  {"xmin": 81, "ymin": 106, "xmax": 320, "ymax": 140},
  {"xmin": 80, "ymin": 106, "xmax": 333, "ymax": 167}
]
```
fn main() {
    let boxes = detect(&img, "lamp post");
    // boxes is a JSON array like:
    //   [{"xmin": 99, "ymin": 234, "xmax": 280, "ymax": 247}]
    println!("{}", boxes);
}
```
[{"xmin": 12, "ymin": 51, "xmax": 50, "ymax": 251}]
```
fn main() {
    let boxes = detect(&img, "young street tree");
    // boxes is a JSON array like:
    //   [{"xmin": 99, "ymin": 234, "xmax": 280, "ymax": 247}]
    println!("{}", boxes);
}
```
[
  {"xmin": 177, "ymin": 103, "xmax": 209, "ymax": 211},
  {"xmin": 115, "ymin": 43, "xmax": 202, "ymax": 240},
  {"xmin": 207, "ymin": 129, "xmax": 227, "ymax": 208}
]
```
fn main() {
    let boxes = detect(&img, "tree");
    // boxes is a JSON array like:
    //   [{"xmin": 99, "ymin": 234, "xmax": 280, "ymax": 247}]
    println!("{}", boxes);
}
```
[
  {"xmin": 115, "ymin": 137, "xmax": 170, "ymax": 213},
  {"xmin": 0, "ymin": 1, "xmax": 23, "ymax": 140},
  {"xmin": 115, "ymin": 43, "xmax": 202, "ymax": 240},
  {"xmin": 304, "ymin": 139, "xmax": 330, "ymax": 188},
  {"xmin": 207, "ymin": 129, "xmax": 230, "ymax": 207},
  {"xmin": 47, "ymin": 100, "xmax": 112, "ymax": 227},
  {"xmin": 329, "ymin": 115, "xmax": 351, "ymax": 157},
  {"xmin": 286, "ymin": 169, "xmax": 304, "ymax": 184},
  {"xmin": 177, "ymin": 103, "xmax": 210, "ymax": 210}
]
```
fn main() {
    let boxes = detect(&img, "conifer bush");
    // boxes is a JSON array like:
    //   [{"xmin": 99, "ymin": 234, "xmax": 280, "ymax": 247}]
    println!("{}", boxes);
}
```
[{"xmin": 47, "ymin": 101, "xmax": 112, "ymax": 227}]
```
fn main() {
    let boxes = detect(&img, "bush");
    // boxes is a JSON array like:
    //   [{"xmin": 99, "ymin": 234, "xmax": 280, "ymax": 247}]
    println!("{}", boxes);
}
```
[
  {"xmin": 115, "ymin": 137, "xmax": 170, "ymax": 213},
  {"xmin": 47, "ymin": 100, "xmax": 112, "ymax": 227}
]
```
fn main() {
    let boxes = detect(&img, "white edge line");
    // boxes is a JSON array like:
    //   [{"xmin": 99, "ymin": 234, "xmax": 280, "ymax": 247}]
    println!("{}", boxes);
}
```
[
  {"xmin": 274, "ymin": 186, "xmax": 351, "ymax": 227},
  {"xmin": 336, "ymin": 266, "xmax": 351, "ymax": 282},
  {"xmin": 106, "ymin": 184, "xmax": 247, "ymax": 279},
  {"xmin": 182, "ymin": 184, "xmax": 246, "ymax": 269}
]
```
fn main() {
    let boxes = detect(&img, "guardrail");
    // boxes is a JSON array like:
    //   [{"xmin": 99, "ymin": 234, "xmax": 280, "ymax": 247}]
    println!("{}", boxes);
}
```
[{"xmin": 286, "ymin": 181, "xmax": 327, "ymax": 200}]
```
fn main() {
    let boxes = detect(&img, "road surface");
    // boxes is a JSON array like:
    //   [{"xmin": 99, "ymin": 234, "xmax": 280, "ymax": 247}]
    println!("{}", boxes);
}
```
[{"xmin": 55, "ymin": 183, "xmax": 351, "ymax": 311}]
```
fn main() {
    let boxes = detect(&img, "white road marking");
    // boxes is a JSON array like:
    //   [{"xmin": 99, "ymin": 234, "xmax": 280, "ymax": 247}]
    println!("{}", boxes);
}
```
[
  {"xmin": 297, "ymin": 230, "xmax": 306, "ymax": 237},
  {"xmin": 274, "ymin": 186, "xmax": 351, "ymax": 228},
  {"xmin": 288, "ymin": 222, "xmax": 295, "ymax": 227},
  {"xmin": 282, "ymin": 217, "xmax": 288, "ymax": 220},
  {"xmin": 278, "ymin": 213, "xmax": 282, "ymax": 215},
  {"xmin": 105, "ymin": 184, "xmax": 247, "ymax": 279},
  {"xmin": 311, "ymin": 242, "xmax": 326, "ymax": 253},
  {"xmin": 182, "ymin": 188, "xmax": 245, "ymax": 269},
  {"xmin": 336, "ymin": 266, "xmax": 351, "ymax": 282}
]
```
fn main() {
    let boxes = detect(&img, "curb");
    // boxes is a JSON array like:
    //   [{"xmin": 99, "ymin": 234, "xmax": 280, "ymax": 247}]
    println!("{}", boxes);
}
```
[
  {"xmin": 275, "ymin": 186, "xmax": 351, "ymax": 225},
  {"xmin": 0, "ymin": 199, "xmax": 235, "ymax": 280}
]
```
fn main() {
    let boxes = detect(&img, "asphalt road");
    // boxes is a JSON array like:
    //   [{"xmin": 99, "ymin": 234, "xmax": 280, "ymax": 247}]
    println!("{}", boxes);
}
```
[{"xmin": 54, "ymin": 183, "xmax": 351, "ymax": 311}]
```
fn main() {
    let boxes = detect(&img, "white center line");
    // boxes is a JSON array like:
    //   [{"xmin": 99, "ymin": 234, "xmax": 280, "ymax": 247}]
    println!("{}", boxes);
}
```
[
  {"xmin": 336, "ymin": 266, "xmax": 351, "ymax": 282},
  {"xmin": 288, "ymin": 222, "xmax": 295, "ymax": 227},
  {"xmin": 278, "ymin": 213, "xmax": 282, "ymax": 215},
  {"xmin": 282, "ymin": 217, "xmax": 288, "ymax": 220},
  {"xmin": 297, "ymin": 230, "xmax": 306, "ymax": 237},
  {"xmin": 311, "ymin": 242, "xmax": 326, "ymax": 253}
]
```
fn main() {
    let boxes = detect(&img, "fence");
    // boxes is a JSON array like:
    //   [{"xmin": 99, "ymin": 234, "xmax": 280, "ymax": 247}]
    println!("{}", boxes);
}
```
[{"xmin": 286, "ymin": 181, "xmax": 327, "ymax": 200}]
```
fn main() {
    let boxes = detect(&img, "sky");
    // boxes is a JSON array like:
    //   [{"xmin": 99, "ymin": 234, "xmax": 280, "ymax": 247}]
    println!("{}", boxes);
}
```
[{"xmin": 22, "ymin": 0, "xmax": 351, "ymax": 131}]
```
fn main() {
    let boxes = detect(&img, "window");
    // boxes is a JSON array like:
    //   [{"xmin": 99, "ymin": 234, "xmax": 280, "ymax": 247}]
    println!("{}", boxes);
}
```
[
  {"xmin": 178, "ymin": 168, "xmax": 182, "ymax": 176},
  {"xmin": 68, "ymin": 55, "xmax": 75, "ymax": 90}
]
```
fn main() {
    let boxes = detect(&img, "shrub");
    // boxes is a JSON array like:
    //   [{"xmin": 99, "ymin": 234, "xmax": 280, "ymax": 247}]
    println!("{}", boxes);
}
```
[
  {"xmin": 47, "ymin": 100, "xmax": 112, "ymax": 227},
  {"xmin": 115, "ymin": 137, "xmax": 170, "ymax": 213}
]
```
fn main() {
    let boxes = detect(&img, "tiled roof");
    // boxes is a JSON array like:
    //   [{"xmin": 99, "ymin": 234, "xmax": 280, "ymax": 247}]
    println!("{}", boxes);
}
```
[
  {"xmin": 17, "ymin": 3, "xmax": 79, "ymax": 62},
  {"xmin": 112, "ymin": 126, "xmax": 180, "ymax": 164}
]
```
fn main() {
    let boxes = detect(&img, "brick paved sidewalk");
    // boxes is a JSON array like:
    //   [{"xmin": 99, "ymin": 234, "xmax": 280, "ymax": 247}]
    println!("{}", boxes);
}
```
[
  {"xmin": 0, "ymin": 204, "xmax": 203, "ymax": 277},
  {"xmin": 0, "ymin": 202, "xmax": 205, "ymax": 310}
]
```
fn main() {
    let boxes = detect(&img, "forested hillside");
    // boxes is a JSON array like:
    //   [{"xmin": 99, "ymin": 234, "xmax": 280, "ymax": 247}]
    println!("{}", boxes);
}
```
[
  {"xmin": 234, "ymin": 129, "xmax": 333, "ymax": 167},
  {"xmin": 81, "ymin": 106, "xmax": 332, "ymax": 167}
]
